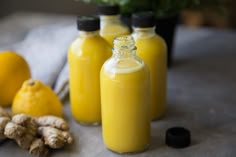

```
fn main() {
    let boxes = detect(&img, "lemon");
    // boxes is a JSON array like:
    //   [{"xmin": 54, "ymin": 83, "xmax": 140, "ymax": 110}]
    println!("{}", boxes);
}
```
[
  {"xmin": 12, "ymin": 79, "xmax": 63, "ymax": 117},
  {"xmin": 0, "ymin": 51, "xmax": 31, "ymax": 106}
]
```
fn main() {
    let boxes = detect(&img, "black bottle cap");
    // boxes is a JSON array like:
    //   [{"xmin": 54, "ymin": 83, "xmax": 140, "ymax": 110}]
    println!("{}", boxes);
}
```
[
  {"xmin": 132, "ymin": 11, "xmax": 155, "ymax": 28},
  {"xmin": 165, "ymin": 127, "xmax": 191, "ymax": 148},
  {"xmin": 97, "ymin": 4, "xmax": 120, "ymax": 15},
  {"xmin": 77, "ymin": 16, "xmax": 100, "ymax": 31}
]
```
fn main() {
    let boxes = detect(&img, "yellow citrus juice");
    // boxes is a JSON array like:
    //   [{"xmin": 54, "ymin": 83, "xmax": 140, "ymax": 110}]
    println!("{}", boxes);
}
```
[
  {"xmin": 101, "ymin": 60, "xmax": 150, "ymax": 153},
  {"xmin": 68, "ymin": 32, "xmax": 112, "ymax": 124},
  {"xmin": 100, "ymin": 16, "xmax": 130, "ymax": 46},
  {"xmin": 134, "ymin": 31, "xmax": 167, "ymax": 120}
]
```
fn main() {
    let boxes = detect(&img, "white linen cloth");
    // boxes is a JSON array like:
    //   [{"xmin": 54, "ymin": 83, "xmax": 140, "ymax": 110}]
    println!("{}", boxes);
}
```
[{"xmin": 0, "ymin": 13, "xmax": 77, "ymax": 100}]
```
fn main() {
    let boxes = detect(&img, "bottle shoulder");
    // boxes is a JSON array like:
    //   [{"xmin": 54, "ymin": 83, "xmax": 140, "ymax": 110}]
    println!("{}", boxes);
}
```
[
  {"xmin": 102, "ymin": 56, "xmax": 147, "ymax": 74},
  {"xmin": 133, "ymin": 34, "xmax": 167, "ymax": 54},
  {"xmin": 100, "ymin": 22, "xmax": 130, "ymax": 35},
  {"xmin": 133, "ymin": 33, "xmax": 165, "ymax": 43},
  {"xmin": 101, "ymin": 59, "xmax": 149, "ymax": 82},
  {"xmin": 68, "ymin": 35, "xmax": 112, "ymax": 56}
]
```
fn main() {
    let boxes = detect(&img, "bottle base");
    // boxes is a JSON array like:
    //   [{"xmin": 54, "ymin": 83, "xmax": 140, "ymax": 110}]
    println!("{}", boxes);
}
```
[
  {"xmin": 106, "ymin": 144, "xmax": 150, "ymax": 154},
  {"xmin": 74, "ymin": 120, "xmax": 101, "ymax": 126},
  {"xmin": 151, "ymin": 112, "xmax": 166, "ymax": 121}
]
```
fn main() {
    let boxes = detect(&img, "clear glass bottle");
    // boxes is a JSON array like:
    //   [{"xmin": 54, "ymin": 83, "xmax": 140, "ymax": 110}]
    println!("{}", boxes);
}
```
[
  {"xmin": 100, "ymin": 35, "xmax": 150, "ymax": 153},
  {"xmin": 68, "ymin": 16, "xmax": 112, "ymax": 125},
  {"xmin": 132, "ymin": 12, "xmax": 167, "ymax": 120},
  {"xmin": 98, "ymin": 4, "xmax": 130, "ymax": 46}
]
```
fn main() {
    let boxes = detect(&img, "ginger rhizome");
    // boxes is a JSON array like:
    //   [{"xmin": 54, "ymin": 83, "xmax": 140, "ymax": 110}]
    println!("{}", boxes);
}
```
[
  {"xmin": 29, "ymin": 138, "xmax": 49, "ymax": 156},
  {"xmin": 0, "ymin": 107, "xmax": 73, "ymax": 156},
  {"xmin": 34, "ymin": 115, "xmax": 69, "ymax": 131},
  {"xmin": 0, "ymin": 107, "xmax": 11, "ymax": 117},
  {"xmin": 0, "ymin": 117, "xmax": 10, "ymax": 140},
  {"xmin": 0, "ymin": 107, "xmax": 11, "ymax": 140},
  {"xmin": 5, "ymin": 114, "xmax": 38, "ymax": 149},
  {"xmin": 38, "ymin": 126, "xmax": 73, "ymax": 149}
]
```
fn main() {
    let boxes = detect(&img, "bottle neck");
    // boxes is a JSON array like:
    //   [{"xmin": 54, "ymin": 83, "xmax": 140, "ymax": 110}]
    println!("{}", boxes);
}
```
[
  {"xmin": 78, "ymin": 30, "xmax": 99, "ymax": 38},
  {"xmin": 113, "ymin": 36, "xmax": 136, "ymax": 58},
  {"xmin": 132, "ymin": 27, "xmax": 156, "ymax": 39},
  {"xmin": 100, "ymin": 15, "xmax": 122, "ymax": 24},
  {"xmin": 100, "ymin": 15, "xmax": 120, "ymax": 20}
]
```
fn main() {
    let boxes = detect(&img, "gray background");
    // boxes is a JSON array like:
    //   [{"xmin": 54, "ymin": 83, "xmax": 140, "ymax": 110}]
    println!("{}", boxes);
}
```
[{"xmin": 0, "ymin": 0, "xmax": 96, "ymax": 17}]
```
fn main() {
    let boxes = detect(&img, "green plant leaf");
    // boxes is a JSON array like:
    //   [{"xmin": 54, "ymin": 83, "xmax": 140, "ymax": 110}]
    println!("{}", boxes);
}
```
[{"xmin": 79, "ymin": 0, "xmax": 230, "ymax": 17}]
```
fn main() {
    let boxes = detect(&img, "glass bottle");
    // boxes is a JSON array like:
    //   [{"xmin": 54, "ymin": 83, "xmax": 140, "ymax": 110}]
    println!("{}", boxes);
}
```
[
  {"xmin": 98, "ymin": 4, "xmax": 130, "ymax": 46},
  {"xmin": 132, "ymin": 12, "xmax": 167, "ymax": 120},
  {"xmin": 68, "ymin": 16, "xmax": 112, "ymax": 125},
  {"xmin": 100, "ymin": 35, "xmax": 150, "ymax": 153}
]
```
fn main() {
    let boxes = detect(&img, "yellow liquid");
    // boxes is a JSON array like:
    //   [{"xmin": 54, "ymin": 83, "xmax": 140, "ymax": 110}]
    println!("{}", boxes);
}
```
[
  {"xmin": 68, "ymin": 33, "xmax": 112, "ymax": 124},
  {"xmin": 101, "ymin": 61, "xmax": 150, "ymax": 153},
  {"xmin": 134, "ymin": 34, "xmax": 167, "ymax": 120},
  {"xmin": 100, "ymin": 24, "xmax": 130, "ymax": 46}
]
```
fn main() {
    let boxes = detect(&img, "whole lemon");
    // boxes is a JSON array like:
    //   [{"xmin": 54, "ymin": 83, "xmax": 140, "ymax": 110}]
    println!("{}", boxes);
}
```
[
  {"xmin": 0, "ymin": 51, "xmax": 31, "ymax": 106},
  {"xmin": 12, "ymin": 79, "xmax": 63, "ymax": 117}
]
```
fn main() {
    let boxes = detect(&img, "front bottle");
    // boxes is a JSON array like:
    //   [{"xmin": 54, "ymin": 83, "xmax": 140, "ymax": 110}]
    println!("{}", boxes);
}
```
[
  {"xmin": 132, "ymin": 12, "xmax": 167, "ymax": 120},
  {"xmin": 68, "ymin": 16, "xmax": 112, "ymax": 125},
  {"xmin": 98, "ymin": 4, "xmax": 130, "ymax": 46},
  {"xmin": 100, "ymin": 35, "xmax": 150, "ymax": 153}
]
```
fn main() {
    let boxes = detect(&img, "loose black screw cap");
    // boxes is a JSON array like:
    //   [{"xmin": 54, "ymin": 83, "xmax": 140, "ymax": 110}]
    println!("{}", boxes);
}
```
[{"xmin": 166, "ymin": 127, "xmax": 191, "ymax": 148}]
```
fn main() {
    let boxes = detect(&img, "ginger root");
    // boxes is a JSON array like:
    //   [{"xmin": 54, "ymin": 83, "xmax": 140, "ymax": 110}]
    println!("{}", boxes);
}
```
[
  {"xmin": 4, "ymin": 122, "xmax": 26, "ymax": 139},
  {"xmin": 15, "ymin": 133, "xmax": 36, "ymax": 150},
  {"xmin": 12, "ymin": 114, "xmax": 38, "ymax": 138},
  {"xmin": 0, "ymin": 107, "xmax": 11, "ymax": 140},
  {"xmin": 0, "ymin": 107, "xmax": 73, "ymax": 156},
  {"xmin": 29, "ymin": 138, "xmax": 49, "ymax": 156},
  {"xmin": 4, "ymin": 114, "xmax": 38, "ymax": 149},
  {"xmin": 0, "ymin": 107, "xmax": 11, "ymax": 117},
  {"xmin": 34, "ymin": 116, "xmax": 69, "ymax": 131},
  {"xmin": 38, "ymin": 126, "xmax": 73, "ymax": 149},
  {"xmin": 0, "ymin": 117, "xmax": 10, "ymax": 140},
  {"xmin": 12, "ymin": 114, "xmax": 32, "ymax": 126}
]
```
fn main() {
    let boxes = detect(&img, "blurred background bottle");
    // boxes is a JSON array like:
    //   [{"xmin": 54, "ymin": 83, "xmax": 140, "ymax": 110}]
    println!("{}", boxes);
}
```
[
  {"xmin": 132, "ymin": 12, "xmax": 167, "ymax": 120},
  {"xmin": 68, "ymin": 16, "xmax": 112, "ymax": 125},
  {"xmin": 98, "ymin": 4, "xmax": 130, "ymax": 46}
]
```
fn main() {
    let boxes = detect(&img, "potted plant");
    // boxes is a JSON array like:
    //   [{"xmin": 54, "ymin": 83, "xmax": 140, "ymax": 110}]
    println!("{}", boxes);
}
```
[
  {"xmin": 79, "ymin": 0, "xmax": 200, "ymax": 67},
  {"xmin": 182, "ymin": 0, "xmax": 231, "ymax": 27}
]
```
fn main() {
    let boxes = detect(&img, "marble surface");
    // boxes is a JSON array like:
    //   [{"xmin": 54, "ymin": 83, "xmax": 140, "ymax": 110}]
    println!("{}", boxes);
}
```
[{"xmin": 0, "ymin": 12, "xmax": 236, "ymax": 157}]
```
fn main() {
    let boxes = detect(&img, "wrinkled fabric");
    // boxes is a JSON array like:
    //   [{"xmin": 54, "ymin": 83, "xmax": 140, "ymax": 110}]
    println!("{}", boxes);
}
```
[{"xmin": 0, "ymin": 13, "xmax": 77, "ymax": 100}]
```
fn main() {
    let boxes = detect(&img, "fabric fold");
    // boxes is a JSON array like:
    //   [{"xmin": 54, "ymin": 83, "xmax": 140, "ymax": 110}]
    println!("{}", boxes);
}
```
[
  {"xmin": 54, "ymin": 63, "xmax": 69, "ymax": 100},
  {"xmin": 1, "ymin": 22, "xmax": 77, "ymax": 100}
]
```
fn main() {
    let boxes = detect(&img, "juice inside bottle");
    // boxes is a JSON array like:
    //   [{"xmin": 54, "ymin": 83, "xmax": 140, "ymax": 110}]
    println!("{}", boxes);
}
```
[
  {"xmin": 132, "ymin": 12, "xmax": 167, "ymax": 120},
  {"xmin": 100, "ymin": 36, "xmax": 150, "ymax": 153},
  {"xmin": 98, "ymin": 4, "xmax": 130, "ymax": 46},
  {"xmin": 68, "ymin": 16, "xmax": 112, "ymax": 125}
]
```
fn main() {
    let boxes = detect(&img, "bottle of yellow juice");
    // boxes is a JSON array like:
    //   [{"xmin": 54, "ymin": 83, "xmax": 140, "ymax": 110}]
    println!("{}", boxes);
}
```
[
  {"xmin": 132, "ymin": 12, "xmax": 167, "ymax": 120},
  {"xmin": 68, "ymin": 16, "xmax": 112, "ymax": 125},
  {"xmin": 98, "ymin": 4, "xmax": 130, "ymax": 46},
  {"xmin": 100, "ymin": 35, "xmax": 150, "ymax": 153}
]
